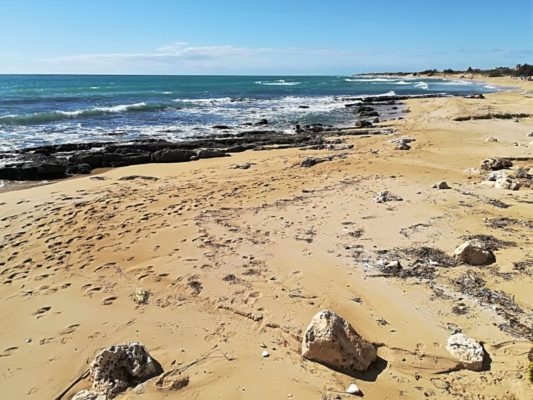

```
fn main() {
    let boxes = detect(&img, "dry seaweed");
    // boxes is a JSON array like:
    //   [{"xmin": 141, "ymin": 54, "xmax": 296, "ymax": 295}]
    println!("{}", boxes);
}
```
[{"xmin": 454, "ymin": 272, "xmax": 533, "ymax": 340}]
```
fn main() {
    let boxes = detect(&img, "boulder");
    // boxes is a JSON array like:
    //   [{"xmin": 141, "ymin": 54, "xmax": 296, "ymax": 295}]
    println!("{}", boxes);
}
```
[
  {"xmin": 150, "ymin": 149, "xmax": 195, "ymax": 163},
  {"xmin": 301, "ymin": 310, "xmax": 377, "ymax": 372},
  {"xmin": 480, "ymin": 157, "xmax": 512, "ymax": 171},
  {"xmin": 446, "ymin": 333, "xmax": 484, "ymax": 371},
  {"xmin": 453, "ymin": 240, "xmax": 496, "ymax": 265},
  {"xmin": 73, "ymin": 342, "xmax": 159, "ymax": 399}
]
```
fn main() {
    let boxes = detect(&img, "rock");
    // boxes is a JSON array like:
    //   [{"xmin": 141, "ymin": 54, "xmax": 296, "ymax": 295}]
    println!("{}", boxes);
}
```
[
  {"xmin": 528, "ymin": 132, "xmax": 533, "ymax": 137},
  {"xmin": 346, "ymin": 383, "xmax": 361, "ymax": 395},
  {"xmin": 494, "ymin": 177, "xmax": 512, "ymax": 190},
  {"xmin": 433, "ymin": 181, "xmax": 451, "ymax": 189},
  {"xmin": 150, "ymin": 149, "xmax": 196, "ymax": 163},
  {"xmin": 509, "ymin": 181, "xmax": 521, "ymax": 191},
  {"xmin": 196, "ymin": 148, "xmax": 227, "ymax": 159},
  {"xmin": 255, "ymin": 118, "xmax": 269, "ymax": 125},
  {"xmin": 75, "ymin": 342, "xmax": 159, "ymax": 399},
  {"xmin": 453, "ymin": 240, "xmax": 496, "ymax": 265},
  {"xmin": 231, "ymin": 162, "xmax": 252, "ymax": 169},
  {"xmin": 66, "ymin": 163, "xmax": 92, "ymax": 175},
  {"xmin": 262, "ymin": 350, "xmax": 270, "ymax": 358},
  {"xmin": 446, "ymin": 333, "xmax": 485, "ymax": 371},
  {"xmin": 301, "ymin": 310, "xmax": 377, "ymax": 372},
  {"xmin": 354, "ymin": 120, "xmax": 373, "ymax": 128},
  {"xmin": 486, "ymin": 170, "xmax": 508, "ymax": 182},
  {"xmin": 212, "ymin": 125, "xmax": 231, "ymax": 130},
  {"xmin": 300, "ymin": 157, "xmax": 332, "ymax": 168},
  {"xmin": 485, "ymin": 136, "xmax": 498, "ymax": 143},
  {"xmin": 372, "ymin": 190, "xmax": 403, "ymax": 203},
  {"xmin": 515, "ymin": 167, "xmax": 529, "ymax": 179},
  {"xmin": 389, "ymin": 137, "xmax": 415, "ymax": 151},
  {"xmin": 480, "ymin": 157, "xmax": 512, "ymax": 171}
]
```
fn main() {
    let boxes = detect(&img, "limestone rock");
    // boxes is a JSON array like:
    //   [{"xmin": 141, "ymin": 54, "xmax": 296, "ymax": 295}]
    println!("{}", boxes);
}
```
[
  {"xmin": 82, "ymin": 342, "xmax": 158, "ymax": 399},
  {"xmin": 486, "ymin": 170, "xmax": 508, "ymax": 182},
  {"xmin": 446, "ymin": 333, "xmax": 484, "ymax": 371},
  {"xmin": 484, "ymin": 136, "xmax": 498, "ymax": 143},
  {"xmin": 302, "ymin": 310, "xmax": 377, "ymax": 372},
  {"xmin": 494, "ymin": 177, "xmax": 512, "ymax": 190},
  {"xmin": 453, "ymin": 240, "xmax": 496, "ymax": 265},
  {"xmin": 480, "ymin": 157, "xmax": 512, "ymax": 171}
]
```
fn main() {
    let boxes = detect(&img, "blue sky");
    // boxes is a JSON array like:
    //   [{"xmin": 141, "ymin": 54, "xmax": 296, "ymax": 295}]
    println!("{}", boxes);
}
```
[{"xmin": 0, "ymin": 0, "xmax": 531, "ymax": 74}]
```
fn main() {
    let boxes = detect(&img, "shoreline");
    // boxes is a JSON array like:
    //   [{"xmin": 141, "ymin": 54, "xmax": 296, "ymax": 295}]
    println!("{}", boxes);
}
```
[{"xmin": 0, "ymin": 76, "xmax": 532, "ymax": 399}]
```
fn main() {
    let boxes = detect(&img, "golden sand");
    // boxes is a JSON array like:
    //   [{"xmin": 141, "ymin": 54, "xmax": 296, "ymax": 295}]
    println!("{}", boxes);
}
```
[{"xmin": 1, "ymin": 77, "xmax": 532, "ymax": 399}]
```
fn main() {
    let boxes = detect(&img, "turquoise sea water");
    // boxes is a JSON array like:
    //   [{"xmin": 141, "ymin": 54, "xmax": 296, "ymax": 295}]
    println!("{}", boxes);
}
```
[{"xmin": 0, "ymin": 75, "xmax": 497, "ymax": 151}]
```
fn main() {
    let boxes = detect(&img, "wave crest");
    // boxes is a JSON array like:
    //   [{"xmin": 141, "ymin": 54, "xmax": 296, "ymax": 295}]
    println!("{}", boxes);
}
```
[{"xmin": 0, "ymin": 102, "xmax": 163, "ymax": 125}]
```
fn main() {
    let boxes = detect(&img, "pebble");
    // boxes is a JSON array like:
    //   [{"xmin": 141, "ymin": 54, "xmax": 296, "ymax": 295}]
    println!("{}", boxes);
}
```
[
  {"xmin": 262, "ymin": 350, "xmax": 270, "ymax": 358},
  {"xmin": 346, "ymin": 383, "xmax": 361, "ymax": 395}
]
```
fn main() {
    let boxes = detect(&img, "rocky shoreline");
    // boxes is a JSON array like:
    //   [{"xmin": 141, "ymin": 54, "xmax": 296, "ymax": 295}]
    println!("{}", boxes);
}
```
[{"xmin": 0, "ymin": 94, "xmax": 445, "ymax": 182}]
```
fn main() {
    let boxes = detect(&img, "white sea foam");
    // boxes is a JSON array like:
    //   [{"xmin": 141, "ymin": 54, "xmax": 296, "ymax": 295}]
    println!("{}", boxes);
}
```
[
  {"xmin": 415, "ymin": 82, "xmax": 429, "ymax": 90},
  {"xmin": 90, "ymin": 86, "xmax": 100, "ymax": 89},
  {"xmin": 255, "ymin": 80, "xmax": 301, "ymax": 86}
]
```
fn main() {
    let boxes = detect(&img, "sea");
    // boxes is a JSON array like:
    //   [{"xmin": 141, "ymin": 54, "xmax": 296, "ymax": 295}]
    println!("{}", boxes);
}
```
[{"xmin": 0, "ymin": 75, "xmax": 498, "ymax": 151}]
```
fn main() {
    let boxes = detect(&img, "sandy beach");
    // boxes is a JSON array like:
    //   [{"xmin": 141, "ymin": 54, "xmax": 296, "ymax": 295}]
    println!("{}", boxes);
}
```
[{"xmin": 1, "ymin": 76, "xmax": 532, "ymax": 399}]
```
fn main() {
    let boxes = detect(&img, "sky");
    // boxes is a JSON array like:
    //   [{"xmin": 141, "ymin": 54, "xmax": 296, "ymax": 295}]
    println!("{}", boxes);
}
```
[{"xmin": 0, "ymin": 0, "xmax": 532, "ymax": 75}]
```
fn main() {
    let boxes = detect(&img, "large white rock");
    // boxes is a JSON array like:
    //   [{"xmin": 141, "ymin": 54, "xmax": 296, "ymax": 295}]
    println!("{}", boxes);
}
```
[
  {"xmin": 302, "ymin": 310, "xmax": 377, "ymax": 372},
  {"xmin": 446, "ymin": 333, "xmax": 485, "ymax": 371},
  {"xmin": 453, "ymin": 240, "xmax": 495, "ymax": 265}
]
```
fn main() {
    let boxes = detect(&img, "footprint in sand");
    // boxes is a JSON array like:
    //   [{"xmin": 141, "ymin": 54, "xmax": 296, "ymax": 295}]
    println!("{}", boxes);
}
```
[
  {"xmin": 0, "ymin": 346, "xmax": 18, "ymax": 357},
  {"xmin": 32, "ymin": 306, "xmax": 51, "ymax": 318},
  {"xmin": 102, "ymin": 296, "xmax": 117, "ymax": 305},
  {"xmin": 58, "ymin": 324, "xmax": 80, "ymax": 336}
]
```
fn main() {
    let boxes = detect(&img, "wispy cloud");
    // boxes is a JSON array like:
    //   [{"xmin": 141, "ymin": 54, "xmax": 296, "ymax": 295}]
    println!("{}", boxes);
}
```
[{"xmin": 3, "ymin": 42, "xmax": 531, "ymax": 74}]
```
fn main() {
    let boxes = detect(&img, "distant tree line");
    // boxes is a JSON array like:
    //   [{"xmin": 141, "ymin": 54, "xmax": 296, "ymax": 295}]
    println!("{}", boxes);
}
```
[
  {"xmin": 366, "ymin": 64, "xmax": 533, "ymax": 77},
  {"xmin": 418, "ymin": 64, "xmax": 533, "ymax": 77}
]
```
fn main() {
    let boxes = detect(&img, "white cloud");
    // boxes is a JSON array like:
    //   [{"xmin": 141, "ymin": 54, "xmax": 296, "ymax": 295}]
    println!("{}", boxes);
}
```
[{"xmin": 1, "ymin": 42, "xmax": 530, "ymax": 74}]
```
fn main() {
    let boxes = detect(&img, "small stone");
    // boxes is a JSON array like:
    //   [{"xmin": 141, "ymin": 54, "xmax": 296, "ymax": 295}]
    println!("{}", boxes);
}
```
[
  {"xmin": 262, "ymin": 350, "xmax": 270, "ymax": 358},
  {"xmin": 485, "ymin": 136, "xmax": 498, "ymax": 143},
  {"xmin": 346, "ymin": 383, "xmax": 361, "ymax": 395},
  {"xmin": 433, "ymin": 181, "xmax": 451, "ymax": 189},
  {"xmin": 25, "ymin": 338, "xmax": 32, "ymax": 343}
]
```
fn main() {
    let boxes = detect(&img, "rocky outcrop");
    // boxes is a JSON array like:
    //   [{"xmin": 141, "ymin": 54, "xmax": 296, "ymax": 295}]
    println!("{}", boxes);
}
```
[
  {"xmin": 446, "ymin": 333, "xmax": 485, "ymax": 371},
  {"xmin": 301, "ymin": 310, "xmax": 377, "ymax": 372},
  {"xmin": 150, "ymin": 149, "xmax": 196, "ymax": 163},
  {"xmin": 453, "ymin": 240, "xmax": 496, "ymax": 265}
]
